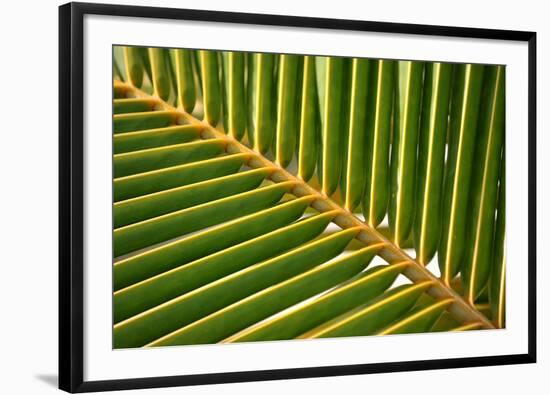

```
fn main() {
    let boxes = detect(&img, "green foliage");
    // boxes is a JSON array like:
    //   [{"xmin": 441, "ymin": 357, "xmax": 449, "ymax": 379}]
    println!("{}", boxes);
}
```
[{"xmin": 111, "ymin": 45, "xmax": 505, "ymax": 348}]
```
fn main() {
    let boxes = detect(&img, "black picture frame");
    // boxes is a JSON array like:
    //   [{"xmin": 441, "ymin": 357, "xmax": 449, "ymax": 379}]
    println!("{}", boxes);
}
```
[{"xmin": 59, "ymin": 2, "xmax": 537, "ymax": 392}]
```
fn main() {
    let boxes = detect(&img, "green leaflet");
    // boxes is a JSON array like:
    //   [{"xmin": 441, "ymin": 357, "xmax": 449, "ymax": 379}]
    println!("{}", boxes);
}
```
[
  {"xmin": 300, "ymin": 281, "xmax": 432, "ymax": 339},
  {"xmin": 113, "ymin": 46, "xmax": 127, "ymax": 82},
  {"xmin": 113, "ymin": 98, "xmax": 157, "ymax": 115},
  {"xmin": 198, "ymin": 50, "xmax": 222, "ymax": 126},
  {"xmin": 138, "ymin": 47, "xmax": 152, "ymax": 88},
  {"xmin": 275, "ymin": 54, "xmax": 302, "ymax": 167},
  {"xmin": 451, "ymin": 322, "xmax": 483, "ymax": 332},
  {"xmin": 439, "ymin": 64, "xmax": 485, "ymax": 284},
  {"xmin": 123, "ymin": 46, "xmax": 144, "ymax": 87},
  {"xmin": 389, "ymin": 61, "xmax": 424, "ymax": 246},
  {"xmin": 111, "ymin": 49, "xmax": 506, "ymax": 343},
  {"xmin": 247, "ymin": 53, "xmax": 276, "ymax": 153},
  {"xmin": 148, "ymin": 47, "xmax": 171, "ymax": 101},
  {"xmin": 115, "ymin": 210, "xmax": 336, "ymax": 324},
  {"xmin": 113, "ymin": 153, "xmax": 248, "ymax": 201},
  {"xmin": 297, "ymin": 56, "xmax": 319, "ymax": 181},
  {"xmin": 318, "ymin": 56, "xmax": 348, "ymax": 196},
  {"xmin": 113, "ymin": 139, "xmax": 226, "ymax": 178},
  {"xmin": 430, "ymin": 311, "xmax": 460, "ymax": 332},
  {"xmin": 192, "ymin": 51, "xmax": 203, "ymax": 96},
  {"xmin": 113, "ymin": 55, "xmax": 124, "ymax": 81},
  {"xmin": 342, "ymin": 58, "xmax": 370, "ymax": 211},
  {"xmin": 172, "ymin": 49, "xmax": 196, "ymax": 113},
  {"xmin": 413, "ymin": 63, "xmax": 453, "ymax": 265},
  {"xmin": 378, "ymin": 298, "xmax": 453, "ymax": 335},
  {"xmin": 226, "ymin": 262, "xmax": 407, "ymax": 342},
  {"xmin": 113, "ymin": 125, "xmax": 202, "ymax": 154},
  {"xmin": 151, "ymin": 241, "xmax": 380, "ymax": 346},
  {"xmin": 221, "ymin": 52, "xmax": 247, "ymax": 140},
  {"xmin": 114, "ymin": 227, "xmax": 359, "ymax": 348},
  {"xmin": 113, "ymin": 181, "xmax": 295, "ymax": 257},
  {"xmin": 113, "ymin": 167, "xmax": 272, "ymax": 228},
  {"xmin": 463, "ymin": 66, "xmax": 505, "ymax": 303},
  {"xmin": 489, "ymin": 153, "xmax": 506, "ymax": 328},
  {"xmin": 165, "ymin": 50, "xmax": 179, "ymax": 106},
  {"xmin": 113, "ymin": 111, "xmax": 181, "ymax": 133},
  {"xmin": 113, "ymin": 195, "xmax": 314, "ymax": 291},
  {"xmin": 363, "ymin": 60, "xmax": 395, "ymax": 227}
]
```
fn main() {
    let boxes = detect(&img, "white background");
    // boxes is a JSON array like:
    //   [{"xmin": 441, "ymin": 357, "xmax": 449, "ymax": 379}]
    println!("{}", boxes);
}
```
[{"xmin": 0, "ymin": 0, "xmax": 547, "ymax": 394}]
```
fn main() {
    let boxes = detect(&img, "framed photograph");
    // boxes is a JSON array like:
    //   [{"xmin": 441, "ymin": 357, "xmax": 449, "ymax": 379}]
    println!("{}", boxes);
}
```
[{"xmin": 59, "ymin": 2, "xmax": 537, "ymax": 392}]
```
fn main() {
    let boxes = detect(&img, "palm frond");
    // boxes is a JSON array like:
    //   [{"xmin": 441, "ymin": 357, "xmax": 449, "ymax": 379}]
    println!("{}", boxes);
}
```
[{"xmin": 111, "ymin": 45, "xmax": 505, "ymax": 349}]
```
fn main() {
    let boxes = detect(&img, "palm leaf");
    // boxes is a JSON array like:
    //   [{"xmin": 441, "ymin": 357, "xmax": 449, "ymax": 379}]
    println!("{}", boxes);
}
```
[{"xmin": 111, "ymin": 46, "xmax": 503, "ymax": 348}]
